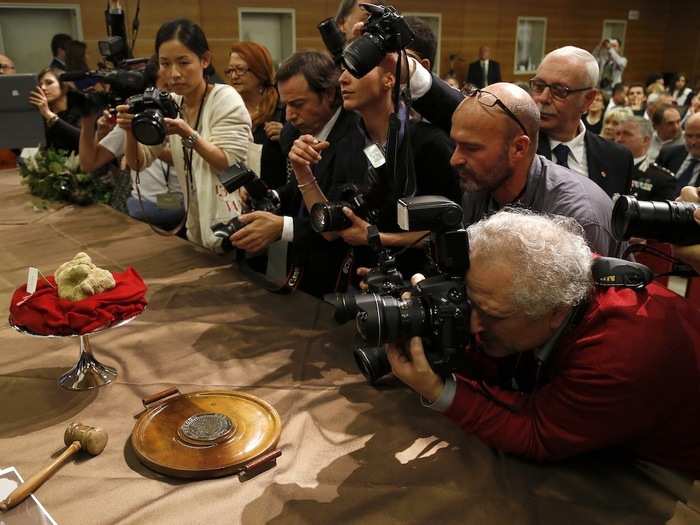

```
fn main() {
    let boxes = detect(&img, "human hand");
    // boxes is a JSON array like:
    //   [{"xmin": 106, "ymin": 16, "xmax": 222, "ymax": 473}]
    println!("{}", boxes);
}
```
[
  {"xmin": 338, "ymin": 207, "xmax": 371, "ymax": 246},
  {"xmin": 164, "ymin": 117, "xmax": 193, "ymax": 138},
  {"xmin": 29, "ymin": 87, "xmax": 53, "ymax": 120},
  {"xmin": 115, "ymin": 104, "xmax": 134, "ymax": 132},
  {"xmin": 229, "ymin": 211, "xmax": 283, "ymax": 252},
  {"xmin": 672, "ymin": 186, "xmax": 700, "ymax": 273},
  {"xmin": 386, "ymin": 336, "xmax": 444, "ymax": 402},
  {"xmin": 96, "ymin": 109, "xmax": 116, "ymax": 139},
  {"xmin": 289, "ymin": 134, "xmax": 329, "ymax": 169},
  {"xmin": 264, "ymin": 121, "xmax": 283, "ymax": 142}
]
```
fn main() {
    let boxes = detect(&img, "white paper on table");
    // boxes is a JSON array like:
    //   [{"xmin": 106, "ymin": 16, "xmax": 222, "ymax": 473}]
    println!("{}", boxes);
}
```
[{"xmin": 0, "ymin": 467, "xmax": 58, "ymax": 525}]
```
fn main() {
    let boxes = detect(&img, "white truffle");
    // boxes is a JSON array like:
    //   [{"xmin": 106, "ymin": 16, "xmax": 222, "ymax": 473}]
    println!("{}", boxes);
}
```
[{"xmin": 55, "ymin": 252, "xmax": 116, "ymax": 302}]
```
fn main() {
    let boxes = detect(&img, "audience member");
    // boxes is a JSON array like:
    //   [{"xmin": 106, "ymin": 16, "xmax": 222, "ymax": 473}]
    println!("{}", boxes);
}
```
[
  {"xmin": 230, "ymin": 51, "xmax": 365, "ymax": 296},
  {"xmin": 673, "ymin": 186, "xmax": 700, "ymax": 273},
  {"xmin": 656, "ymin": 113, "xmax": 700, "ymax": 194},
  {"xmin": 388, "ymin": 209, "xmax": 700, "ymax": 478},
  {"xmin": 606, "ymin": 82, "xmax": 626, "ymax": 111},
  {"xmin": 466, "ymin": 46, "xmax": 501, "ymax": 88},
  {"xmin": 672, "ymin": 73, "xmax": 693, "ymax": 107},
  {"xmin": 119, "ymin": 18, "xmax": 252, "ymax": 252},
  {"xmin": 600, "ymin": 106, "xmax": 633, "ymax": 141},
  {"xmin": 583, "ymin": 89, "xmax": 605, "ymax": 135},
  {"xmin": 529, "ymin": 46, "xmax": 633, "ymax": 198},
  {"xmin": 614, "ymin": 116, "xmax": 676, "ymax": 200},
  {"xmin": 65, "ymin": 40, "xmax": 88, "ymax": 72},
  {"xmin": 0, "ymin": 53, "xmax": 16, "ymax": 75},
  {"xmin": 648, "ymin": 103, "xmax": 684, "ymax": 162},
  {"xmin": 80, "ymin": 57, "xmax": 185, "ymax": 230},
  {"xmin": 627, "ymin": 83, "xmax": 646, "ymax": 116},
  {"xmin": 592, "ymin": 38, "xmax": 627, "ymax": 95},
  {"xmin": 682, "ymin": 93, "xmax": 700, "ymax": 128},
  {"xmin": 407, "ymin": 66, "xmax": 623, "ymax": 256},
  {"xmin": 443, "ymin": 76, "xmax": 460, "ymax": 90},
  {"xmin": 49, "ymin": 33, "xmax": 72, "ymax": 71},
  {"xmin": 29, "ymin": 68, "xmax": 80, "ymax": 153},
  {"xmin": 228, "ymin": 42, "xmax": 286, "ymax": 188},
  {"xmin": 404, "ymin": 16, "xmax": 437, "ymax": 71},
  {"xmin": 645, "ymin": 73, "xmax": 666, "ymax": 95}
]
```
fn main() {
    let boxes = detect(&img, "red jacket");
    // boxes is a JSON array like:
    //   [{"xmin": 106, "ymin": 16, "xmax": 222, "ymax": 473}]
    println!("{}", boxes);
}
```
[{"xmin": 445, "ymin": 283, "xmax": 700, "ymax": 477}]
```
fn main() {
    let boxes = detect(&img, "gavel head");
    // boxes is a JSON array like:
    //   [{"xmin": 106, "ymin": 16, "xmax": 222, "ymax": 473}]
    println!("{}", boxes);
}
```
[{"xmin": 64, "ymin": 423, "xmax": 108, "ymax": 456}]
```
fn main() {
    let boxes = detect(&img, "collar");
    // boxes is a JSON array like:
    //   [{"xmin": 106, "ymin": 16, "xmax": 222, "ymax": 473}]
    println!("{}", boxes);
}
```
[
  {"xmin": 315, "ymin": 106, "xmax": 342, "ymax": 142},
  {"xmin": 549, "ymin": 121, "xmax": 587, "ymax": 165},
  {"xmin": 634, "ymin": 155, "xmax": 649, "ymax": 170}
]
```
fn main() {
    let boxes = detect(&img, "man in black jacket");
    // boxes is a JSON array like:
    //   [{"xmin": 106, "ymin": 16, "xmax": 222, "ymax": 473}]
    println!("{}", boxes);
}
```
[
  {"xmin": 656, "ymin": 113, "xmax": 700, "ymax": 193},
  {"xmin": 230, "ymin": 51, "xmax": 366, "ymax": 297},
  {"xmin": 529, "ymin": 46, "xmax": 633, "ymax": 198},
  {"xmin": 466, "ymin": 46, "xmax": 501, "ymax": 88}
]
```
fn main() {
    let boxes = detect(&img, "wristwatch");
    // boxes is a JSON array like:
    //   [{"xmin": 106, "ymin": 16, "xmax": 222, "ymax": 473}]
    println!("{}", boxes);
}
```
[{"xmin": 182, "ymin": 130, "xmax": 200, "ymax": 149}]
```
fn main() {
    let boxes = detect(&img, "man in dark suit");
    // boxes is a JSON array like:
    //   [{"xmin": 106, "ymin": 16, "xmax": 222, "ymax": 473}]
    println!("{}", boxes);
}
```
[
  {"xmin": 656, "ymin": 113, "xmax": 700, "ymax": 194},
  {"xmin": 230, "ymin": 51, "xmax": 366, "ymax": 297},
  {"xmin": 466, "ymin": 46, "xmax": 501, "ymax": 88},
  {"xmin": 48, "ymin": 33, "xmax": 71, "ymax": 71},
  {"xmin": 529, "ymin": 46, "xmax": 633, "ymax": 198}
]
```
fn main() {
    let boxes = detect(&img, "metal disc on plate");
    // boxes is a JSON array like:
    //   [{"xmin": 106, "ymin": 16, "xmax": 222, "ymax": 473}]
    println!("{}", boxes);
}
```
[{"xmin": 131, "ymin": 390, "xmax": 281, "ymax": 479}]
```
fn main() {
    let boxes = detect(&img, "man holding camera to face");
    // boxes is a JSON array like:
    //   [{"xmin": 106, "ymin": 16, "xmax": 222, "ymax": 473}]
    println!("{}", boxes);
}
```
[{"xmin": 387, "ymin": 209, "xmax": 700, "ymax": 477}]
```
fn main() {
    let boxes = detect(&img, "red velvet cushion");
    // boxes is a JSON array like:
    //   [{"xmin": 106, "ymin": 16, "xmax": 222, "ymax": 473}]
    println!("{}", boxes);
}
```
[{"xmin": 9, "ymin": 268, "xmax": 147, "ymax": 336}]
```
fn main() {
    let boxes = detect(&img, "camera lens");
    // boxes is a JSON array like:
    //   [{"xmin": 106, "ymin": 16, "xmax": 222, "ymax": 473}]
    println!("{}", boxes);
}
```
[
  {"xmin": 342, "ymin": 33, "xmax": 385, "ymax": 79},
  {"xmin": 353, "ymin": 346, "xmax": 391, "ymax": 384},
  {"xmin": 310, "ymin": 202, "xmax": 352, "ymax": 233},
  {"xmin": 323, "ymin": 292, "xmax": 359, "ymax": 324},
  {"xmin": 355, "ymin": 294, "xmax": 425, "ymax": 347},
  {"xmin": 132, "ymin": 110, "xmax": 166, "ymax": 145},
  {"xmin": 612, "ymin": 195, "xmax": 700, "ymax": 245}
]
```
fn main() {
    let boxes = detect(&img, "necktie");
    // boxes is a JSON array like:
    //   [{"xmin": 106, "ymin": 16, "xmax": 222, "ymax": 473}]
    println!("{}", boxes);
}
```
[
  {"xmin": 676, "ymin": 157, "xmax": 700, "ymax": 193},
  {"xmin": 481, "ymin": 61, "xmax": 488, "ymax": 88},
  {"xmin": 552, "ymin": 143, "xmax": 571, "ymax": 169}
]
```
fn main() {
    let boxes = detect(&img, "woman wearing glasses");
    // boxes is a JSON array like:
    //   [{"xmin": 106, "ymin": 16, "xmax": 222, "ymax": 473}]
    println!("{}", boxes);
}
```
[{"xmin": 227, "ymin": 42, "xmax": 287, "ymax": 188}]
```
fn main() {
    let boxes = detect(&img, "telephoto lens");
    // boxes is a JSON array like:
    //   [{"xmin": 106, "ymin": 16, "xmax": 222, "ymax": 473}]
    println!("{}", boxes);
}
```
[{"xmin": 612, "ymin": 195, "xmax": 700, "ymax": 245}]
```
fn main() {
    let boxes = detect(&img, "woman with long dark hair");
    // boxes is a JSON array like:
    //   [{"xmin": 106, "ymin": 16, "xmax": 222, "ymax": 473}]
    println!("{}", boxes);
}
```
[
  {"xmin": 118, "ymin": 18, "xmax": 252, "ymax": 251},
  {"xmin": 29, "ymin": 68, "xmax": 81, "ymax": 152},
  {"xmin": 228, "ymin": 41, "xmax": 286, "ymax": 187}
]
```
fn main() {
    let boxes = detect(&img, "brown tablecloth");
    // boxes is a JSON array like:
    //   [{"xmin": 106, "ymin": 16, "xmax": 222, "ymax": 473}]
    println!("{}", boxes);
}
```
[{"xmin": 0, "ymin": 169, "xmax": 695, "ymax": 524}]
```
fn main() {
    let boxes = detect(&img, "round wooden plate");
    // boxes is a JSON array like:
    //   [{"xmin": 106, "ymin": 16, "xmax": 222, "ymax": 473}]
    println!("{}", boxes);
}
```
[{"xmin": 131, "ymin": 390, "xmax": 281, "ymax": 479}]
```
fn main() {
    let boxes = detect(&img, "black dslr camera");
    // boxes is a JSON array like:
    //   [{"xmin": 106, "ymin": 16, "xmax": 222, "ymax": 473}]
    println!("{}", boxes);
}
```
[
  {"xmin": 126, "ymin": 87, "xmax": 180, "ymax": 145},
  {"xmin": 310, "ymin": 183, "xmax": 380, "ymax": 233},
  {"xmin": 211, "ymin": 163, "xmax": 281, "ymax": 239},
  {"xmin": 612, "ymin": 195, "xmax": 700, "ymax": 245},
  {"xmin": 326, "ymin": 196, "xmax": 471, "ymax": 384},
  {"xmin": 320, "ymin": 3, "xmax": 414, "ymax": 79}
]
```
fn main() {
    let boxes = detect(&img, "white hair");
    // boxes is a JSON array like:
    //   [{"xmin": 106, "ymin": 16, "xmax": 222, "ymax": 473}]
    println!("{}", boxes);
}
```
[
  {"xmin": 546, "ymin": 46, "xmax": 600, "ymax": 87},
  {"xmin": 468, "ymin": 209, "xmax": 593, "ymax": 317}
]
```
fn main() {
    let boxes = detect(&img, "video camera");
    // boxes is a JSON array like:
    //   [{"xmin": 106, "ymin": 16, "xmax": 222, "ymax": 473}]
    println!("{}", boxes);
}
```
[
  {"xmin": 318, "ymin": 3, "xmax": 414, "ymax": 78},
  {"xmin": 325, "ymin": 196, "xmax": 471, "ymax": 384},
  {"xmin": 211, "ymin": 163, "xmax": 281, "ymax": 240},
  {"xmin": 62, "ymin": 69, "xmax": 146, "ymax": 117},
  {"xmin": 612, "ymin": 195, "xmax": 700, "ymax": 245}
]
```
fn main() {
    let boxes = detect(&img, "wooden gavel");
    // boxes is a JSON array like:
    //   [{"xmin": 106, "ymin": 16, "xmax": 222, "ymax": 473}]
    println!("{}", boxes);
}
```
[{"xmin": 0, "ymin": 423, "xmax": 108, "ymax": 511}]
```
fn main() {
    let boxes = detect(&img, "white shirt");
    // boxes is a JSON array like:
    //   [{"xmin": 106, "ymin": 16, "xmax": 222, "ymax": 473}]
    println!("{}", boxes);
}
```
[
  {"xmin": 281, "ymin": 106, "xmax": 343, "ymax": 242},
  {"xmin": 548, "ymin": 122, "xmax": 589, "ymax": 179}
]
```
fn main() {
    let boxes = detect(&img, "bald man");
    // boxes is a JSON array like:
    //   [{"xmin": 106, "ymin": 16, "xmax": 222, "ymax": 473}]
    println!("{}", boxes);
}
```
[
  {"xmin": 408, "ymin": 65, "xmax": 622, "ymax": 256},
  {"xmin": 530, "ymin": 46, "xmax": 634, "ymax": 198},
  {"xmin": 0, "ymin": 54, "xmax": 16, "ymax": 75},
  {"xmin": 656, "ymin": 112, "xmax": 700, "ymax": 194}
]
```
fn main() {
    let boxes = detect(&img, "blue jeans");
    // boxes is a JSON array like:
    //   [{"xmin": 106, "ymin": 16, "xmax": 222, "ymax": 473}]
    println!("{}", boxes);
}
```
[{"xmin": 126, "ymin": 196, "xmax": 185, "ymax": 231}]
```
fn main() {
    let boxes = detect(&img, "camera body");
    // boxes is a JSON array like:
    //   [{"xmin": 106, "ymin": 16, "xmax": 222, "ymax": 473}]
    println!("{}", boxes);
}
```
[
  {"xmin": 211, "ymin": 163, "xmax": 281, "ymax": 240},
  {"xmin": 127, "ymin": 87, "xmax": 180, "ymax": 145},
  {"xmin": 310, "ymin": 183, "xmax": 377, "ymax": 233},
  {"xmin": 334, "ymin": 3, "xmax": 414, "ymax": 78},
  {"xmin": 326, "ymin": 195, "xmax": 471, "ymax": 383},
  {"xmin": 612, "ymin": 195, "xmax": 700, "ymax": 246}
]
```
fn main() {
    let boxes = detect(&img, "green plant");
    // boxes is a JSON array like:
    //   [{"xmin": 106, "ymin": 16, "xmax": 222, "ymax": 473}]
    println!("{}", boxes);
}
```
[{"xmin": 19, "ymin": 148, "xmax": 113, "ymax": 205}]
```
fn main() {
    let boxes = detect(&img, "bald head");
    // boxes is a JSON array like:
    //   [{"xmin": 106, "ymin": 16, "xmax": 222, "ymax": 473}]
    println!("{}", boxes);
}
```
[
  {"xmin": 541, "ymin": 46, "xmax": 599, "ymax": 87},
  {"xmin": 686, "ymin": 113, "xmax": 700, "ymax": 159},
  {"xmin": 0, "ymin": 54, "xmax": 16, "ymax": 75}
]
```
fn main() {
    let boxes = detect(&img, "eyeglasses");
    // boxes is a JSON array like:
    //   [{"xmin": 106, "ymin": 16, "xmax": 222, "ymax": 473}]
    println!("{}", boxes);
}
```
[
  {"xmin": 463, "ymin": 88, "xmax": 529, "ymax": 137},
  {"xmin": 529, "ymin": 78, "xmax": 592, "ymax": 100},
  {"xmin": 225, "ymin": 66, "xmax": 250, "ymax": 77}
]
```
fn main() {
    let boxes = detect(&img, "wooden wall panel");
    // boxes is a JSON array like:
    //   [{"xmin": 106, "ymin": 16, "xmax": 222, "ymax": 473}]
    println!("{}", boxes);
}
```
[{"xmin": 5, "ymin": 0, "xmax": 699, "ymax": 87}]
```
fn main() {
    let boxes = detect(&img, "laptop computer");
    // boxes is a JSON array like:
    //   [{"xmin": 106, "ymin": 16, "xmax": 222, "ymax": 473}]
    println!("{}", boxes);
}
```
[{"xmin": 0, "ymin": 74, "xmax": 46, "ymax": 149}]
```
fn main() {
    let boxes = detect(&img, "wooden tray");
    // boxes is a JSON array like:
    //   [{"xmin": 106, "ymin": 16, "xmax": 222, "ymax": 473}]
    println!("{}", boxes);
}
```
[{"xmin": 131, "ymin": 387, "xmax": 281, "ymax": 479}]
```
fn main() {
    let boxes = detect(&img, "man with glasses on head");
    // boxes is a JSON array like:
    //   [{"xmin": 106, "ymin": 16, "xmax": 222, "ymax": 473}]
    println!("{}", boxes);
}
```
[
  {"xmin": 530, "ymin": 46, "xmax": 633, "ymax": 198},
  {"xmin": 402, "ymin": 57, "xmax": 623, "ymax": 256}
]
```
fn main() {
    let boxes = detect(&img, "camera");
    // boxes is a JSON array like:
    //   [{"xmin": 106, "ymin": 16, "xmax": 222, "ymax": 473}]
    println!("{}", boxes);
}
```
[
  {"xmin": 310, "ymin": 183, "xmax": 379, "ymax": 233},
  {"xmin": 126, "ymin": 87, "xmax": 180, "ymax": 145},
  {"xmin": 318, "ymin": 17, "xmax": 346, "ymax": 67},
  {"xmin": 211, "ymin": 162, "xmax": 281, "ymax": 239},
  {"xmin": 63, "ymin": 69, "xmax": 146, "ymax": 117},
  {"xmin": 325, "ymin": 3, "xmax": 415, "ymax": 79},
  {"xmin": 612, "ymin": 195, "xmax": 700, "ymax": 246},
  {"xmin": 326, "ymin": 196, "xmax": 471, "ymax": 384}
]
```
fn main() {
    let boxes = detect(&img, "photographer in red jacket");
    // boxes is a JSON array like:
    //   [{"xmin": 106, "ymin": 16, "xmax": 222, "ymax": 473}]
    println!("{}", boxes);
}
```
[{"xmin": 388, "ymin": 209, "xmax": 700, "ymax": 478}]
